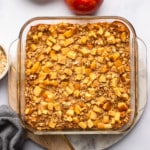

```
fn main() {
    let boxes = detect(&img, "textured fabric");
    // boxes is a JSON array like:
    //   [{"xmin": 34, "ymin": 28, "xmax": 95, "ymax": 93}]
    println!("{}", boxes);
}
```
[{"xmin": 0, "ymin": 105, "xmax": 25, "ymax": 150}]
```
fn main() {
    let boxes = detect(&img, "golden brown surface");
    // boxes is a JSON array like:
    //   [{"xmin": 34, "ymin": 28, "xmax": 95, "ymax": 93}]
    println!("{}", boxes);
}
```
[{"xmin": 24, "ymin": 21, "xmax": 131, "ymax": 131}]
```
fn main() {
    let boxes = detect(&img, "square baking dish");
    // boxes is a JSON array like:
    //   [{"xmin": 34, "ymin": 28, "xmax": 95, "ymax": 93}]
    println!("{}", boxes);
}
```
[{"xmin": 9, "ymin": 16, "xmax": 143, "ymax": 135}]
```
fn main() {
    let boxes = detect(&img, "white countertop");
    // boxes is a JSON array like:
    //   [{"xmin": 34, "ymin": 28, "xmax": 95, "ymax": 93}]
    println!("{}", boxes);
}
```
[{"xmin": 0, "ymin": 0, "xmax": 150, "ymax": 149}]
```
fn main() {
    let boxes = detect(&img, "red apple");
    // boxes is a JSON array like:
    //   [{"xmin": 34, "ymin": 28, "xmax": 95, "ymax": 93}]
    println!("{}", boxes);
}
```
[{"xmin": 65, "ymin": 0, "xmax": 104, "ymax": 15}]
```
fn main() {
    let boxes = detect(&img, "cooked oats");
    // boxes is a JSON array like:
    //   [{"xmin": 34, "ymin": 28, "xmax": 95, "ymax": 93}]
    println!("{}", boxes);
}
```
[{"xmin": 24, "ymin": 21, "xmax": 131, "ymax": 131}]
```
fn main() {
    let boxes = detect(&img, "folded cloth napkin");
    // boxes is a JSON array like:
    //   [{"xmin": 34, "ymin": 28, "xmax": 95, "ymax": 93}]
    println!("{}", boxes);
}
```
[{"xmin": 0, "ymin": 105, "xmax": 25, "ymax": 150}]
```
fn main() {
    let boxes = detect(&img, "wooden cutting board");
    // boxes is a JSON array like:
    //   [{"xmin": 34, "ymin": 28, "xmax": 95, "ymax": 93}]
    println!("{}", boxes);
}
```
[
  {"xmin": 26, "ymin": 132, "xmax": 74, "ymax": 150},
  {"xmin": 8, "ymin": 65, "xmax": 74, "ymax": 150}
]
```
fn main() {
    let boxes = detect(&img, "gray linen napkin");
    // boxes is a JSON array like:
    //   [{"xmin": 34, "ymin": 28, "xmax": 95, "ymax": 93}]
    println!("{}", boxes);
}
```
[{"xmin": 0, "ymin": 105, "xmax": 25, "ymax": 150}]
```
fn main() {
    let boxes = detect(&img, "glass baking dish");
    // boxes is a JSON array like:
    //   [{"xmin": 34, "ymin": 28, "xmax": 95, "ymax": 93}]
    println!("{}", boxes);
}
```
[{"xmin": 8, "ymin": 16, "xmax": 147, "ymax": 135}]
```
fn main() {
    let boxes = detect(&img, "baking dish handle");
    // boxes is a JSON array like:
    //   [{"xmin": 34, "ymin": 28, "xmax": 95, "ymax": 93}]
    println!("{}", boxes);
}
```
[
  {"xmin": 8, "ymin": 39, "xmax": 19, "ymax": 113},
  {"xmin": 136, "ymin": 37, "xmax": 147, "ymax": 121}
]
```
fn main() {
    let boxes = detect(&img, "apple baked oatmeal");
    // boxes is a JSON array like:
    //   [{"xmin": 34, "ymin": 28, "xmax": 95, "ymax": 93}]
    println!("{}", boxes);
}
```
[{"xmin": 24, "ymin": 21, "xmax": 131, "ymax": 131}]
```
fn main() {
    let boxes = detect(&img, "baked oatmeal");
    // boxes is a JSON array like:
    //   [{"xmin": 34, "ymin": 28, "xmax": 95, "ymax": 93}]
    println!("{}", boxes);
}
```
[{"xmin": 24, "ymin": 21, "xmax": 131, "ymax": 131}]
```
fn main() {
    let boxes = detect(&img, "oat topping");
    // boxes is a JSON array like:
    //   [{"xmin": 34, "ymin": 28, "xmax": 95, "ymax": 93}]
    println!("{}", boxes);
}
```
[
  {"xmin": 0, "ymin": 47, "xmax": 7, "ymax": 76},
  {"xmin": 24, "ymin": 21, "xmax": 131, "ymax": 131}
]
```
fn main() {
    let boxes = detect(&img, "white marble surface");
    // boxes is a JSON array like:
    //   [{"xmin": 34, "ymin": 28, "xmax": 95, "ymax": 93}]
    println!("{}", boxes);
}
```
[{"xmin": 0, "ymin": 0, "xmax": 150, "ymax": 149}]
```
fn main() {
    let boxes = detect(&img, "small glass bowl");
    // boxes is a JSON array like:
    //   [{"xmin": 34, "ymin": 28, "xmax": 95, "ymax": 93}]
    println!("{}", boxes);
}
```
[{"xmin": 0, "ymin": 44, "xmax": 8, "ymax": 80}]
